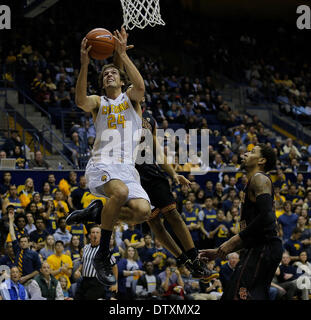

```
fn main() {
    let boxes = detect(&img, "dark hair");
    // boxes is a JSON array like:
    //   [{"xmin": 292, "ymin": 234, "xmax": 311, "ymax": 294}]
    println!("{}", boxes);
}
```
[
  {"xmin": 89, "ymin": 224, "xmax": 101, "ymax": 232},
  {"xmin": 55, "ymin": 240, "xmax": 64, "ymax": 246},
  {"xmin": 258, "ymin": 143, "xmax": 276, "ymax": 172},
  {"xmin": 98, "ymin": 64, "xmax": 129, "ymax": 92},
  {"xmin": 292, "ymin": 227, "xmax": 302, "ymax": 235},
  {"xmin": 18, "ymin": 235, "xmax": 29, "ymax": 243},
  {"xmin": 58, "ymin": 217, "xmax": 66, "ymax": 224},
  {"xmin": 35, "ymin": 217, "xmax": 44, "ymax": 224}
]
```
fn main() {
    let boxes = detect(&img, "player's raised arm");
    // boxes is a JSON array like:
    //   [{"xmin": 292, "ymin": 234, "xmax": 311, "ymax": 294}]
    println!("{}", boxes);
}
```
[
  {"xmin": 75, "ymin": 37, "xmax": 100, "ymax": 112},
  {"xmin": 113, "ymin": 27, "xmax": 145, "ymax": 103}
]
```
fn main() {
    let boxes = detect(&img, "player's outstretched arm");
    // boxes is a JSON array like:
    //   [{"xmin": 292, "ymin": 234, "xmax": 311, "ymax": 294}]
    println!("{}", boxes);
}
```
[
  {"xmin": 113, "ymin": 27, "xmax": 145, "ymax": 103},
  {"xmin": 75, "ymin": 37, "xmax": 100, "ymax": 112}
]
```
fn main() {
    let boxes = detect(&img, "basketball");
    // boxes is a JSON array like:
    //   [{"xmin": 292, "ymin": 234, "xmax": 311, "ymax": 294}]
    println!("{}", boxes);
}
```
[{"xmin": 85, "ymin": 28, "xmax": 115, "ymax": 60}]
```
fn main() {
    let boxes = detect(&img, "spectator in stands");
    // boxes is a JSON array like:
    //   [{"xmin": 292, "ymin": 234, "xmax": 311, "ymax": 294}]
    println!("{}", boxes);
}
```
[
  {"xmin": 53, "ymin": 190, "xmax": 69, "ymax": 218},
  {"xmin": 11, "ymin": 145, "xmax": 27, "ymax": 169},
  {"xmin": 8, "ymin": 211, "xmax": 41, "ymax": 285},
  {"xmin": 293, "ymin": 251, "xmax": 311, "ymax": 299},
  {"xmin": 182, "ymin": 200, "xmax": 205, "ymax": 248},
  {"xmin": 1, "ymin": 130, "xmax": 22, "ymax": 157},
  {"xmin": 46, "ymin": 240, "xmax": 73, "ymax": 288},
  {"xmin": 152, "ymin": 237, "xmax": 173, "ymax": 275},
  {"xmin": 283, "ymin": 138, "xmax": 301, "ymax": 159},
  {"xmin": 32, "ymin": 193, "xmax": 45, "ymax": 213},
  {"xmin": 41, "ymin": 200, "xmax": 58, "ymax": 235},
  {"xmin": 29, "ymin": 217, "xmax": 49, "ymax": 252},
  {"xmin": 66, "ymin": 132, "xmax": 87, "ymax": 169},
  {"xmin": 138, "ymin": 233, "xmax": 154, "ymax": 263},
  {"xmin": 0, "ymin": 150, "xmax": 7, "ymax": 159},
  {"xmin": 39, "ymin": 234, "xmax": 55, "ymax": 260},
  {"xmin": 122, "ymin": 224, "xmax": 145, "ymax": 249},
  {"xmin": 59, "ymin": 275, "xmax": 73, "ymax": 300},
  {"xmin": 208, "ymin": 209, "xmax": 232, "ymax": 248},
  {"xmin": 297, "ymin": 216, "xmax": 311, "ymax": 260},
  {"xmin": 222, "ymin": 188, "xmax": 237, "ymax": 214},
  {"xmin": 28, "ymin": 150, "xmax": 50, "ymax": 169},
  {"xmin": 6, "ymin": 211, "xmax": 28, "ymax": 243},
  {"xmin": 283, "ymin": 227, "xmax": 303, "ymax": 262},
  {"xmin": 67, "ymin": 171, "xmax": 78, "ymax": 191},
  {"xmin": 25, "ymin": 202, "xmax": 39, "ymax": 220},
  {"xmin": 0, "ymin": 171, "xmax": 12, "ymax": 196},
  {"xmin": 27, "ymin": 261, "xmax": 64, "ymax": 300},
  {"xmin": 25, "ymin": 212, "xmax": 36, "ymax": 235},
  {"xmin": 109, "ymin": 233, "xmax": 124, "ymax": 264},
  {"xmin": 159, "ymin": 258, "xmax": 185, "ymax": 300},
  {"xmin": 0, "ymin": 266, "xmax": 29, "ymax": 300},
  {"xmin": 19, "ymin": 177, "xmax": 36, "ymax": 203},
  {"xmin": 166, "ymin": 103, "xmax": 181, "ymax": 123},
  {"xmin": 69, "ymin": 175, "xmax": 89, "ymax": 210},
  {"xmin": 66, "ymin": 221, "xmax": 87, "ymax": 248},
  {"xmin": 53, "ymin": 217, "xmax": 72, "ymax": 248},
  {"xmin": 219, "ymin": 252, "xmax": 239, "ymax": 292},
  {"xmin": 54, "ymin": 82, "xmax": 72, "ymax": 109},
  {"xmin": 136, "ymin": 261, "xmax": 163, "ymax": 300},
  {"xmin": 47, "ymin": 174, "xmax": 58, "ymax": 194},
  {"xmin": 153, "ymin": 100, "xmax": 167, "ymax": 123},
  {"xmin": 117, "ymin": 246, "xmax": 144, "ymax": 300},
  {"xmin": 211, "ymin": 153, "xmax": 224, "ymax": 170},
  {"xmin": 41, "ymin": 182, "xmax": 54, "ymax": 203},
  {"xmin": 2, "ymin": 184, "xmax": 23, "ymax": 214},
  {"xmin": 204, "ymin": 181, "xmax": 214, "ymax": 198},
  {"xmin": 65, "ymin": 235, "xmax": 82, "ymax": 262},
  {"xmin": 278, "ymin": 201, "xmax": 299, "ymax": 242},
  {"xmin": 275, "ymin": 252, "xmax": 306, "ymax": 300},
  {"xmin": 0, "ymin": 242, "xmax": 16, "ymax": 269}
]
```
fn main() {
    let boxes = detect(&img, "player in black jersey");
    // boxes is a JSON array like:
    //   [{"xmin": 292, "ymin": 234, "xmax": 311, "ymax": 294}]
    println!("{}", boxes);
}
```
[
  {"xmin": 132, "ymin": 108, "xmax": 217, "ymax": 279},
  {"xmin": 200, "ymin": 144, "xmax": 283, "ymax": 300}
]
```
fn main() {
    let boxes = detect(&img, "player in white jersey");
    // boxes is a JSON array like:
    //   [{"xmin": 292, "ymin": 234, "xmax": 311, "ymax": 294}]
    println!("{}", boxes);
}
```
[{"xmin": 71, "ymin": 27, "xmax": 151, "ymax": 286}]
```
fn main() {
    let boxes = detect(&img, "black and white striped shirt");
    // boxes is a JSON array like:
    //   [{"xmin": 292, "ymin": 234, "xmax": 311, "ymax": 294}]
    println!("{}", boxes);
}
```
[{"xmin": 82, "ymin": 244, "xmax": 116, "ymax": 278}]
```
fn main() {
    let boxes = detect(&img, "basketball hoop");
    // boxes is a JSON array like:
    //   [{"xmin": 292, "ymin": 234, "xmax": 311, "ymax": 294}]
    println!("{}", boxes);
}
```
[{"xmin": 120, "ymin": 0, "xmax": 166, "ymax": 30}]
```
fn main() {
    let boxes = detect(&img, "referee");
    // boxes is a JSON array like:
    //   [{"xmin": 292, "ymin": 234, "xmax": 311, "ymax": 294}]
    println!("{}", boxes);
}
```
[{"xmin": 73, "ymin": 225, "xmax": 118, "ymax": 300}]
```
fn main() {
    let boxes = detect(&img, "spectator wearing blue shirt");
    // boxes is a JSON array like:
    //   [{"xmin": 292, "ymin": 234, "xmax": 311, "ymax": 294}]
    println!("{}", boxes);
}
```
[
  {"xmin": 275, "ymin": 252, "xmax": 305, "ymax": 300},
  {"xmin": 117, "ymin": 246, "xmax": 144, "ymax": 300},
  {"xmin": 283, "ymin": 228, "xmax": 303, "ymax": 262},
  {"xmin": 0, "ymin": 266, "xmax": 29, "ymax": 300},
  {"xmin": 182, "ymin": 201, "xmax": 204, "ymax": 248},
  {"xmin": 138, "ymin": 234, "xmax": 155, "ymax": 263},
  {"xmin": 181, "ymin": 101, "xmax": 195, "ymax": 120},
  {"xmin": 285, "ymin": 185, "xmax": 301, "ymax": 203},
  {"xmin": 29, "ymin": 217, "xmax": 49, "ymax": 252},
  {"xmin": 222, "ymin": 188, "xmax": 237, "ymax": 214},
  {"xmin": 219, "ymin": 252, "xmax": 239, "ymax": 292},
  {"xmin": 8, "ymin": 211, "xmax": 41, "ymax": 285},
  {"xmin": 278, "ymin": 201, "xmax": 299, "ymax": 242},
  {"xmin": 122, "ymin": 224, "xmax": 145, "ymax": 249},
  {"xmin": 199, "ymin": 197, "xmax": 217, "ymax": 229},
  {"xmin": 204, "ymin": 181, "xmax": 214, "ymax": 198},
  {"xmin": 208, "ymin": 209, "xmax": 232, "ymax": 248},
  {"xmin": 0, "ymin": 242, "xmax": 16, "ymax": 269},
  {"xmin": 236, "ymin": 174, "xmax": 248, "ymax": 192}
]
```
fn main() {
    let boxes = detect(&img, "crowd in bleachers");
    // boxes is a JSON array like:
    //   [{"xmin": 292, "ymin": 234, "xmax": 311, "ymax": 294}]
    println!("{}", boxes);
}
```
[{"xmin": 0, "ymin": 166, "xmax": 311, "ymax": 300}]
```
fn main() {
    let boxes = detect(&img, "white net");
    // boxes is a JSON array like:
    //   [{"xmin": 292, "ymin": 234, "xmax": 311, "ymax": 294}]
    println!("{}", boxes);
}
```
[{"xmin": 120, "ymin": 0, "xmax": 166, "ymax": 30}]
